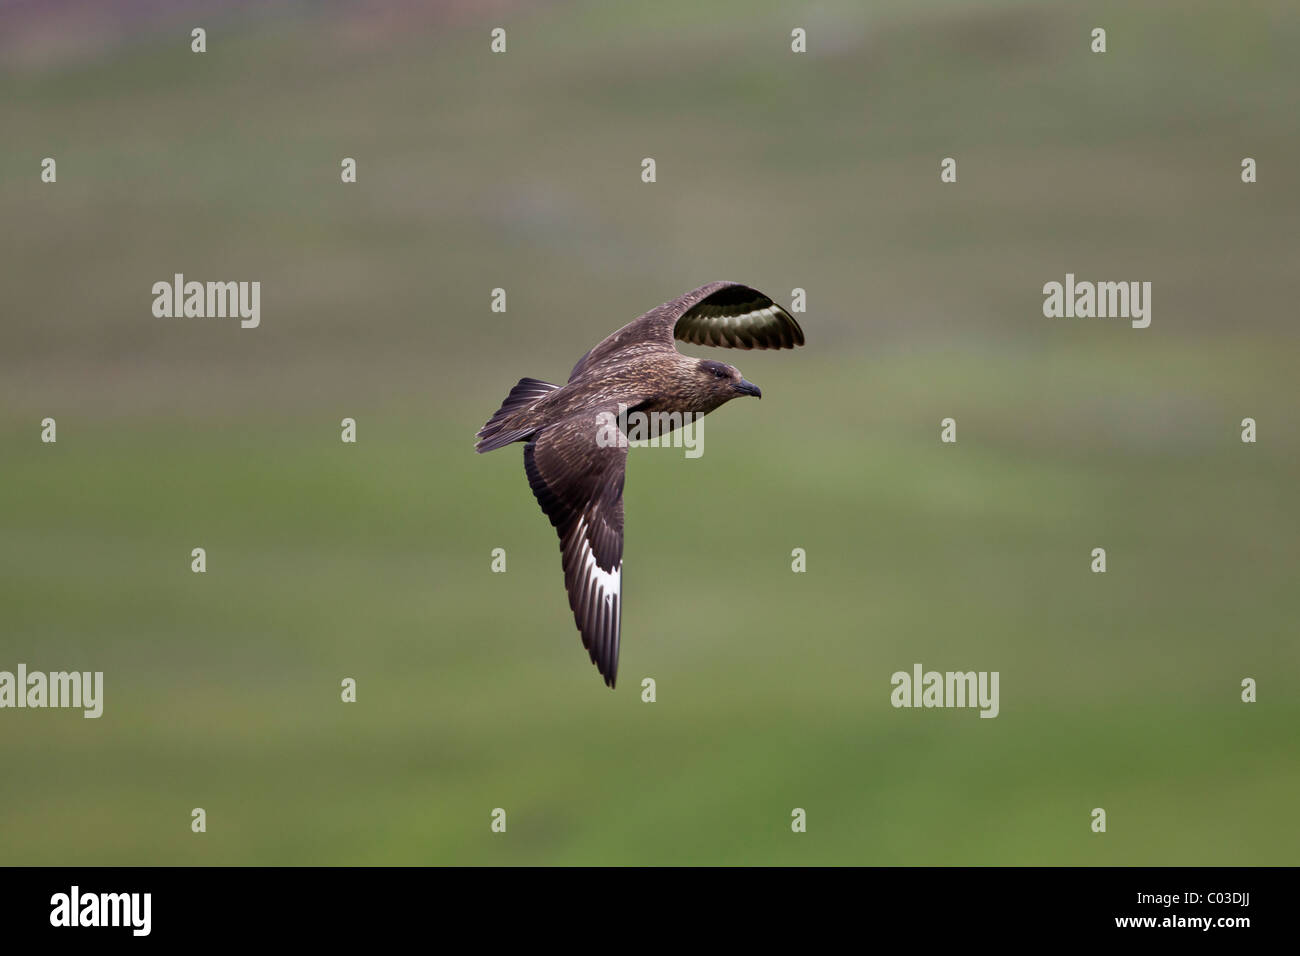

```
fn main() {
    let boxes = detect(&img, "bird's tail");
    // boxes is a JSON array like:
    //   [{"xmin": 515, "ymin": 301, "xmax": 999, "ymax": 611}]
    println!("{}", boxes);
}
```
[{"xmin": 475, "ymin": 377, "xmax": 559, "ymax": 452}]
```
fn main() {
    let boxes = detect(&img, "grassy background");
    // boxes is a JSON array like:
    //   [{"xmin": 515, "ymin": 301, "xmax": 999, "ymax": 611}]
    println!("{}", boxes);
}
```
[{"xmin": 1, "ymin": 0, "xmax": 1297, "ymax": 864}]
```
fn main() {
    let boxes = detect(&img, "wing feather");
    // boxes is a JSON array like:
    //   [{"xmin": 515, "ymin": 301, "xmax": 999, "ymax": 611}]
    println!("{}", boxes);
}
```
[
  {"xmin": 524, "ymin": 412, "xmax": 626, "ymax": 687},
  {"xmin": 568, "ymin": 282, "xmax": 803, "ymax": 382}
]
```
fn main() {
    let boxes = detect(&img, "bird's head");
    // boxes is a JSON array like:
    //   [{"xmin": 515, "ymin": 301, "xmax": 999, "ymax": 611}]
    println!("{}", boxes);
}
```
[{"xmin": 694, "ymin": 358, "xmax": 761, "ymax": 405}]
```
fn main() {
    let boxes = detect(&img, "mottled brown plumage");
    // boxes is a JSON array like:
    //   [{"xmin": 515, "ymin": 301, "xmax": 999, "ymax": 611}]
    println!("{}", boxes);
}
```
[{"xmin": 475, "ymin": 281, "xmax": 805, "ymax": 687}]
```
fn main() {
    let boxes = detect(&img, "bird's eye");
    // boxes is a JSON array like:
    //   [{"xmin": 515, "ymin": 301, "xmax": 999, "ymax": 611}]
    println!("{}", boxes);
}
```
[{"xmin": 713, "ymin": 368, "xmax": 726, "ymax": 378}]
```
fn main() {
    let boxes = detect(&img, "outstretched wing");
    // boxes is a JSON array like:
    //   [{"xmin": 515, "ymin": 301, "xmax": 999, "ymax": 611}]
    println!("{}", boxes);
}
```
[
  {"xmin": 523, "ymin": 410, "xmax": 627, "ymax": 687},
  {"xmin": 569, "ymin": 281, "xmax": 804, "ymax": 382}
]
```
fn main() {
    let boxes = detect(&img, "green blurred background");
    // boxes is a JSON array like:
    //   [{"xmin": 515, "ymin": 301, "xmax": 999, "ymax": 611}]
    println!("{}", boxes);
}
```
[{"xmin": 2, "ymin": 0, "xmax": 1297, "ymax": 865}]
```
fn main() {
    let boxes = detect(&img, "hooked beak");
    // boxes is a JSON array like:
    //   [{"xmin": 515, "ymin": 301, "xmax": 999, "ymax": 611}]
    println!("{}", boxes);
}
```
[{"xmin": 733, "ymin": 379, "xmax": 762, "ymax": 399}]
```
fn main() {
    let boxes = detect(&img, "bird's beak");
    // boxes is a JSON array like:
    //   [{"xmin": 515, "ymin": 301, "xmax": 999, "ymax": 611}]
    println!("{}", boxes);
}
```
[{"xmin": 733, "ymin": 379, "xmax": 762, "ymax": 399}]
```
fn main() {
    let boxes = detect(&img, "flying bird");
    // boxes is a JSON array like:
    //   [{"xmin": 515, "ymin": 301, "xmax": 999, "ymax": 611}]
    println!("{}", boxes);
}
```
[{"xmin": 475, "ymin": 282, "xmax": 805, "ymax": 687}]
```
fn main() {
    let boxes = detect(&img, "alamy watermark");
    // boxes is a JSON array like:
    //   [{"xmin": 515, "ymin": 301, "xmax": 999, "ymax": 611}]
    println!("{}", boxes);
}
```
[
  {"xmin": 50, "ymin": 886, "xmax": 150, "ymax": 936},
  {"xmin": 595, "ymin": 404, "xmax": 704, "ymax": 458},
  {"xmin": 151, "ymin": 273, "xmax": 260, "ymax": 328},
  {"xmin": 1043, "ymin": 273, "xmax": 1151, "ymax": 328},
  {"xmin": 0, "ymin": 664, "xmax": 103, "ymax": 717},
  {"xmin": 890, "ymin": 663, "xmax": 999, "ymax": 718}
]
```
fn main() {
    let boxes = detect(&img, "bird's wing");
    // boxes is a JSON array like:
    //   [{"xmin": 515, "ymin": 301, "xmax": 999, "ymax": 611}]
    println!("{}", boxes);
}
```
[
  {"xmin": 568, "ymin": 281, "xmax": 804, "ymax": 382},
  {"xmin": 524, "ymin": 410, "xmax": 628, "ymax": 687}
]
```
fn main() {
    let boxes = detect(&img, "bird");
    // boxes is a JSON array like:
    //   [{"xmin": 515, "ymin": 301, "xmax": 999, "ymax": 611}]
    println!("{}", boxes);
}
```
[{"xmin": 475, "ymin": 281, "xmax": 805, "ymax": 688}]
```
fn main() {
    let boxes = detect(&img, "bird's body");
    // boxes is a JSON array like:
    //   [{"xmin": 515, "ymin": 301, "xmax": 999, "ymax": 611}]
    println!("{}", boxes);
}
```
[{"xmin": 476, "ymin": 281, "xmax": 804, "ymax": 687}]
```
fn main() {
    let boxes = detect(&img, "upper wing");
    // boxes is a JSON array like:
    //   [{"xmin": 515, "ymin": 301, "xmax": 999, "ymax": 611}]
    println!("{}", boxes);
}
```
[
  {"xmin": 568, "ymin": 281, "xmax": 804, "ymax": 383},
  {"xmin": 523, "ymin": 410, "xmax": 628, "ymax": 688}
]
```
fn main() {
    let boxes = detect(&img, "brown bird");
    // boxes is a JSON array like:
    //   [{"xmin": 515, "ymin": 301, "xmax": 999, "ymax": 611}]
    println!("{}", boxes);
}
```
[{"xmin": 476, "ymin": 281, "xmax": 805, "ymax": 687}]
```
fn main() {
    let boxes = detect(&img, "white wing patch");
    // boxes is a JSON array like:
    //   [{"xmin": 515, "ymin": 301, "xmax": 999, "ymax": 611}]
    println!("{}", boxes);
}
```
[
  {"xmin": 574, "ymin": 516, "xmax": 621, "ymax": 608},
  {"xmin": 694, "ymin": 302, "xmax": 783, "ymax": 325},
  {"xmin": 675, "ymin": 293, "xmax": 802, "ymax": 349}
]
